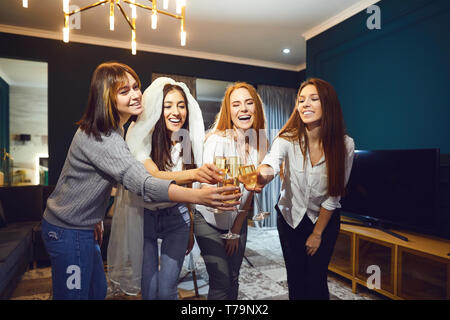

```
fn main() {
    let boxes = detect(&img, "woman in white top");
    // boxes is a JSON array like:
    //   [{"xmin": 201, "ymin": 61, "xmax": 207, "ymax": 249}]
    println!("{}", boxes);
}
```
[
  {"xmin": 107, "ymin": 77, "xmax": 240, "ymax": 299},
  {"xmin": 253, "ymin": 78, "xmax": 355, "ymax": 300},
  {"xmin": 195, "ymin": 82, "xmax": 267, "ymax": 300}
]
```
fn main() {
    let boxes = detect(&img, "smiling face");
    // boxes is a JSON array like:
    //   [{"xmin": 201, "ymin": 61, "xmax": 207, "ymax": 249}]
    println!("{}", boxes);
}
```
[
  {"xmin": 230, "ymin": 87, "xmax": 255, "ymax": 131},
  {"xmin": 163, "ymin": 89, "xmax": 187, "ymax": 133},
  {"xmin": 297, "ymin": 84, "xmax": 323, "ymax": 127},
  {"xmin": 116, "ymin": 72, "xmax": 143, "ymax": 122}
]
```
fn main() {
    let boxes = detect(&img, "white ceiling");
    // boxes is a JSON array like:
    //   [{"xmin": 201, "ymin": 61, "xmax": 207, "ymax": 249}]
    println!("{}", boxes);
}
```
[
  {"xmin": 0, "ymin": 0, "xmax": 380, "ymax": 71},
  {"xmin": 0, "ymin": 57, "xmax": 47, "ymax": 87}
]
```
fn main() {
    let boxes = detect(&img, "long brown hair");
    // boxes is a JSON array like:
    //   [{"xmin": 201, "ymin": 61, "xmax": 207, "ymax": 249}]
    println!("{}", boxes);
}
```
[
  {"xmin": 151, "ymin": 84, "xmax": 195, "ymax": 171},
  {"xmin": 77, "ymin": 62, "xmax": 141, "ymax": 140},
  {"xmin": 278, "ymin": 78, "xmax": 347, "ymax": 197},
  {"xmin": 211, "ymin": 82, "xmax": 267, "ymax": 161}
]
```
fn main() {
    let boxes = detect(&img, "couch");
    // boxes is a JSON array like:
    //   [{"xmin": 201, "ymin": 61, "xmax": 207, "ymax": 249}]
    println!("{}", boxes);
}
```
[
  {"xmin": 0, "ymin": 186, "xmax": 46, "ymax": 299},
  {"xmin": 0, "ymin": 185, "xmax": 113, "ymax": 299}
]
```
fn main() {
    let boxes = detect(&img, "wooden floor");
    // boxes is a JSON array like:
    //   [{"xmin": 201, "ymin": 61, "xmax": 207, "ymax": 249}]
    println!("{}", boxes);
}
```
[
  {"xmin": 9, "ymin": 227, "xmax": 384, "ymax": 300},
  {"xmin": 10, "ymin": 265, "xmax": 206, "ymax": 300}
]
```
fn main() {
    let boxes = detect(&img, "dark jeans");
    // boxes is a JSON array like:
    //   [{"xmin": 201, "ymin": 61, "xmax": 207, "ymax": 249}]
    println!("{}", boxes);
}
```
[
  {"xmin": 41, "ymin": 219, "xmax": 107, "ymax": 300},
  {"xmin": 193, "ymin": 211, "xmax": 247, "ymax": 300},
  {"xmin": 276, "ymin": 206, "xmax": 340, "ymax": 300}
]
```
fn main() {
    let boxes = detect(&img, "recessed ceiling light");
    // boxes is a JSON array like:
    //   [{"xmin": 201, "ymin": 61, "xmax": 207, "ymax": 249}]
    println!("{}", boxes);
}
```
[{"xmin": 283, "ymin": 48, "xmax": 291, "ymax": 54}]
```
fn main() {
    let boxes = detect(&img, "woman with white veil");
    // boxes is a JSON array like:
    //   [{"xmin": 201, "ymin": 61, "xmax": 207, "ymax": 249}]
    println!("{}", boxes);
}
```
[{"xmin": 107, "ymin": 77, "xmax": 237, "ymax": 299}]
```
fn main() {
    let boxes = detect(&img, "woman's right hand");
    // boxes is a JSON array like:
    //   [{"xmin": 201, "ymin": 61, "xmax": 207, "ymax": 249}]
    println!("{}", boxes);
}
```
[
  {"xmin": 192, "ymin": 163, "xmax": 224, "ymax": 184},
  {"xmin": 240, "ymin": 165, "xmax": 274, "ymax": 193},
  {"xmin": 196, "ymin": 186, "xmax": 241, "ymax": 211}
]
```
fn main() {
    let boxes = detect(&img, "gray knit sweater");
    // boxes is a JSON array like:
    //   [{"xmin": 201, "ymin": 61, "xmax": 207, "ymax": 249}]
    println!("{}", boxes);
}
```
[{"xmin": 43, "ymin": 128, "xmax": 173, "ymax": 230}]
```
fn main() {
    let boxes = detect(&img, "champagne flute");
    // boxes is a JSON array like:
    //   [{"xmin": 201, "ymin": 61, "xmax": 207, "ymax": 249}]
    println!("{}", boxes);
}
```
[
  {"xmin": 208, "ymin": 155, "xmax": 228, "ymax": 213},
  {"xmin": 220, "ymin": 154, "xmax": 241, "ymax": 240},
  {"xmin": 239, "ymin": 164, "xmax": 270, "ymax": 221},
  {"xmin": 214, "ymin": 156, "xmax": 228, "ymax": 186}
]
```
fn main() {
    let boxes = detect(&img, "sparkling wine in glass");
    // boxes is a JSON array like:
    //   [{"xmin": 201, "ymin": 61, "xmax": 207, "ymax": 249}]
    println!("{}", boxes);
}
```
[
  {"xmin": 214, "ymin": 156, "xmax": 228, "ymax": 186},
  {"xmin": 222, "ymin": 156, "xmax": 241, "ymax": 203},
  {"xmin": 239, "ymin": 164, "xmax": 270, "ymax": 221},
  {"xmin": 209, "ymin": 155, "xmax": 228, "ymax": 213},
  {"xmin": 239, "ymin": 164, "xmax": 257, "ymax": 189},
  {"xmin": 220, "ymin": 155, "xmax": 241, "ymax": 240}
]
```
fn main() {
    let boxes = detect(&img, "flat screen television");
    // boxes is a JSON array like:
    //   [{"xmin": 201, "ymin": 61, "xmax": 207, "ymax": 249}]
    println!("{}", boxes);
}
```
[{"xmin": 341, "ymin": 148, "xmax": 448, "ymax": 239}]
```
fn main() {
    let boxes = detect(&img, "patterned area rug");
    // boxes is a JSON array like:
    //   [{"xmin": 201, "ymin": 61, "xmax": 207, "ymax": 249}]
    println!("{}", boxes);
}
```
[{"xmin": 10, "ymin": 227, "xmax": 383, "ymax": 300}]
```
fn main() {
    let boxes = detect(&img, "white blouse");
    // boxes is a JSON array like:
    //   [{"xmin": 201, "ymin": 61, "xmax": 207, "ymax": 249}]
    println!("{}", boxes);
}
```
[
  {"xmin": 261, "ymin": 135, "xmax": 355, "ymax": 229},
  {"xmin": 196, "ymin": 133, "xmax": 258, "ymax": 230}
]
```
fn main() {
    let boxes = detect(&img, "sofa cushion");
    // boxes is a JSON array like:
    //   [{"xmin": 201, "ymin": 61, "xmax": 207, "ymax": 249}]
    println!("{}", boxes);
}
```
[
  {"xmin": 0, "ymin": 222, "xmax": 36, "ymax": 262},
  {"xmin": 0, "ymin": 222, "xmax": 36, "ymax": 296},
  {"xmin": 0, "ymin": 200, "xmax": 5, "ymax": 228}
]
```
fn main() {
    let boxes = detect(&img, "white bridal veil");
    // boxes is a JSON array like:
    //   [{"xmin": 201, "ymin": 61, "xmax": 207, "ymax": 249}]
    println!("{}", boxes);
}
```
[{"xmin": 107, "ymin": 77, "xmax": 205, "ymax": 295}]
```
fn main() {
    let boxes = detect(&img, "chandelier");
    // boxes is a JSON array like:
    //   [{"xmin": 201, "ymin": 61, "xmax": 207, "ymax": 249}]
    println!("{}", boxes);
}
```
[{"xmin": 22, "ymin": 0, "xmax": 187, "ymax": 55}]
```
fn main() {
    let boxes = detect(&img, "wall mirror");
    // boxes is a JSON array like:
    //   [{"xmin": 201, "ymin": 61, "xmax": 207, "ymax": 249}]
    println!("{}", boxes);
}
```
[{"xmin": 0, "ymin": 58, "xmax": 48, "ymax": 186}]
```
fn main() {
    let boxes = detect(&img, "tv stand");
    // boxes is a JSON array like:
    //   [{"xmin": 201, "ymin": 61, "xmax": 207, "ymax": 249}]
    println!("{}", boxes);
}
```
[
  {"xmin": 330, "ymin": 217, "xmax": 450, "ymax": 299},
  {"xmin": 341, "ymin": 220, "xmax": 409, "ymax": 242}
]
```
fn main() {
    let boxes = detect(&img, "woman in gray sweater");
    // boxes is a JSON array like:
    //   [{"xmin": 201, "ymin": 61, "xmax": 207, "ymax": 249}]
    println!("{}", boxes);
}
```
[{"xmin": 42, "ymin": 62, "xmax": 240, "ymax": 300}]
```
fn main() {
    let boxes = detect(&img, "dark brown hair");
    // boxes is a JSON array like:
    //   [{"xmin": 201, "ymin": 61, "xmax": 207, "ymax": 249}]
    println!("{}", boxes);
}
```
[
  {"xmin": 151, "ymin": 84, "xmax": 195, "ymax": 171},
  {"xmin": 76, "ymin": 62, "xmax": 141, "ymax": 140},
  {"xmin": 278, "ymin": 78, "xmax": 347, "ymax": 196}
]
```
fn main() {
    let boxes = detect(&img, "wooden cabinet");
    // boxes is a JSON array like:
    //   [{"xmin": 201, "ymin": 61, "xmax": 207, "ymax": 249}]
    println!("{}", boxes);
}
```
[{"xmin": 329, "ymin": 218, "xmax": 450, "ymax": 300}]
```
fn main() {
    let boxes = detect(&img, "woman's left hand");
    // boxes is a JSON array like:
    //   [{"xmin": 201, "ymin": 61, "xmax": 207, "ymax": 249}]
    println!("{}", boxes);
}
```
[
  {"xmin": 94, "ymin": 221, "xmax": 104, "ymax": 246},
  {"xmin": 225, "ymin": 238, "xmax": 239, "ymax": 256},
  {"xmin": 305, "ymin": 232, "xmax": 322, "ymax": 256}
]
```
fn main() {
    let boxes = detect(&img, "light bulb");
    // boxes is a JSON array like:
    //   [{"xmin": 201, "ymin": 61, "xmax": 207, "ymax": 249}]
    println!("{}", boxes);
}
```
[
  {"xmin": 180, "ymin": 30, "xmax": 186, "ymax": 46},
  {"xmin": 152, "ymin": 12, "xmax": 157, "ymax": 29},
  {"xmin": 110, "ymin": 2, "xmax": 114, "ymax": 31},
  {"xmin": 163, "ymin": 0, "xmax": 169, "ymax": 10},
  {"xmin": 132, "ymin": 30, "xmax": 136, "ymax": 55},
  {"xmin": 63, "ymin": 27, "xmax": 69, "ymax": 43},
  {"xmin": 131, "ymin": 0, "xmax": 136, "ymax": 18},
  {"xmin": 63, "ymin": 0, "xmax": 70, "ymax": 13},
  {"xmin": 23, "ymin": 0, "xmax": 28, "ymax": 8}
]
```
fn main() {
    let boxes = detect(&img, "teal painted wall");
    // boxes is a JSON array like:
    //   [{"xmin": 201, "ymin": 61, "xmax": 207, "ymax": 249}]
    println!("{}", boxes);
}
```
[
  {"xmin": 0, "ymin": 76, "xmax": 9, "ymax": 185},
  {"xmin": 0, "ymin": 76, "xmax": 9, "ymax": 154},
  {"xmin": 307, "ymin": 0, "xmax": 450, "ymax": 153}
]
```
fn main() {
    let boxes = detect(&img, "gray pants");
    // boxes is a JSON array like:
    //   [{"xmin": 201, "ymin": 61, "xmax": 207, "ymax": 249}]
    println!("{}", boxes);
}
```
[{"xmin": 193, "ymin": 210, "xmax": 248, "ymax": 300}]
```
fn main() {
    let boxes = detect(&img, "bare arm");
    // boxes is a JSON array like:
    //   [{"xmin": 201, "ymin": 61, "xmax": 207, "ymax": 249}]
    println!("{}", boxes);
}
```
[
  {"xmin": 241, "ymin": 164, "xmax": 275, "ymax": 193},
  {"xmin": 167, "ymin": 183, "xmax": 241, "ymax": 211},
  {"xmin": 144, "ymin": 158, "xmax": 223, "ymax": 185},
  {"xmin": 306, "ymin": 207, "xmax": 334, "ymax": 256}
]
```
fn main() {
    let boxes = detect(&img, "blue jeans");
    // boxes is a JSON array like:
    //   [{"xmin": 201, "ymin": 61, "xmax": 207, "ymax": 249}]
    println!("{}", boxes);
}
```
[
  {"xmin": 41, "ymin": 219, "xmax": 107, "ymax": 300},
  {"xmin": 141, "ymin": 204, "xmax": 190, "ymax": 300}
]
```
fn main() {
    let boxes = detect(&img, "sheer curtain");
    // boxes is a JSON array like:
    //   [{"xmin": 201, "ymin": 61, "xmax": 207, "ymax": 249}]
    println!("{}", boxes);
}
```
[{"xmin": 256, "ymin": 84, "xmax": 297, "ymax": 228}]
